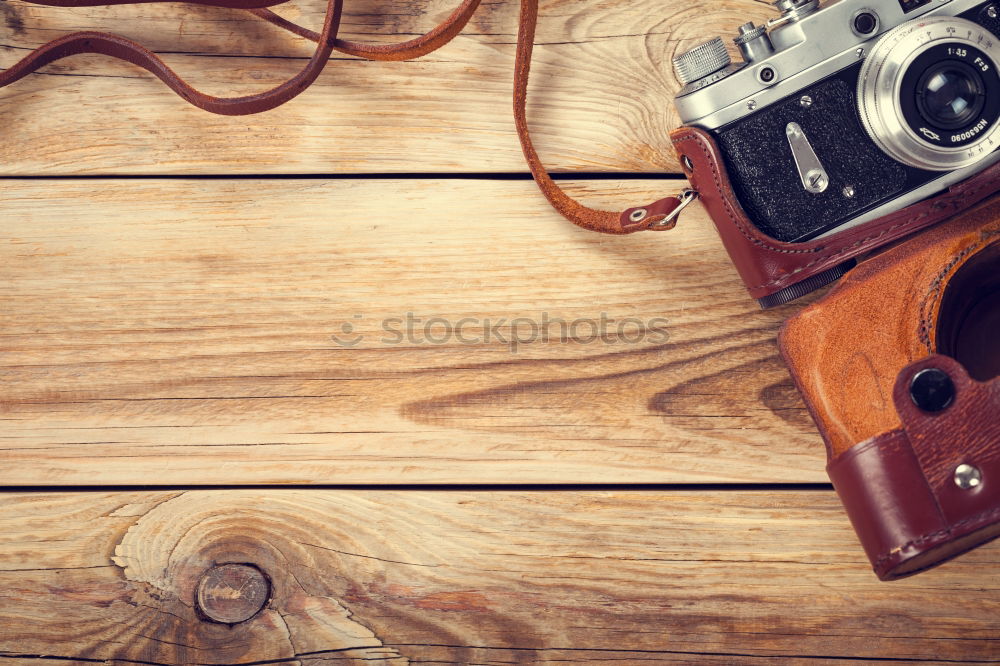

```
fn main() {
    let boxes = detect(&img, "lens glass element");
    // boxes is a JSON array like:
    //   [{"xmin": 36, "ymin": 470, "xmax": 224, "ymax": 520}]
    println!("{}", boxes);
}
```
[{"xmin": 916, "ymin": 63, "xmax": 985, "ymax": 129}]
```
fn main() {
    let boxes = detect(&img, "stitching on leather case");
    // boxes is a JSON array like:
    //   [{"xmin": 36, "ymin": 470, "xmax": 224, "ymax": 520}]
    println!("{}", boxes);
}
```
[
  {"xmin": 917, "ymin": 243, "xmax": 984, "ymax": 351},
  {"xmin": 873, "ymin": 503, "xmax": 1000, "ymax": 573},
  {"xmin": 916, "ymin": 229, "xmax": 1000, "ymax": 351},
  {"xmin": 671, "ymin": 133, "xmax": 819, "ymax": 258},
  {"xmin": 748, "ymin": 220, "xmax": 926, "ymax": 290},
  {"xmin": 758, "ymin": 180, "xmax": 1000, "ymax": 290},
  {"xmin": 672, "ymin": 130, "xmax": 998, "ymax": 291}
]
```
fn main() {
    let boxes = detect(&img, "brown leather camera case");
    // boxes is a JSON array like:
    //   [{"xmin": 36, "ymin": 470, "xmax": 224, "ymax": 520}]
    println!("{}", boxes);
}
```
[
  {"xmin": 780, "ymin": 201, "xmax": 1000, "ymax": 579},
  {"xmin": 670, "ymin": 126, "xmax": 1000, "ymax": 307}
]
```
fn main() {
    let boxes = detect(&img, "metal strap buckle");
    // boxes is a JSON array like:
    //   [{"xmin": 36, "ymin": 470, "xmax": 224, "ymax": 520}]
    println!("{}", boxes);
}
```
[{"xmin": 649, "ymin": 188, "xmax": 698, "ymax": 229}]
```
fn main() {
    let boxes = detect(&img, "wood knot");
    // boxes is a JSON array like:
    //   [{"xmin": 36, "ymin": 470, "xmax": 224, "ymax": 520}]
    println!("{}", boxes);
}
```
[{"xmin": 195, "ymin": 563, "xmax": 270, "ymax": 624}]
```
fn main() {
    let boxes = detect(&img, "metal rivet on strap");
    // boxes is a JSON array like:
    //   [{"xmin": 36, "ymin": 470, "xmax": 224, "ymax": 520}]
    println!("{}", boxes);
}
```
[
  {"xmin": 629, "ymin": 208, "xmax": 648, "ymax": 222},
  {"xmin": 954, "ymin": 464, "xmax": 982, "ymax": 490}
]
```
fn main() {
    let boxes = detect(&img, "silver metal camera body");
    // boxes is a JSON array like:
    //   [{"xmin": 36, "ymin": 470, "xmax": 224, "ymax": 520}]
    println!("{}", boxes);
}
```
[{"xmin": 673, "ymin": 0, "xmax": 1000, "ymax": 242}]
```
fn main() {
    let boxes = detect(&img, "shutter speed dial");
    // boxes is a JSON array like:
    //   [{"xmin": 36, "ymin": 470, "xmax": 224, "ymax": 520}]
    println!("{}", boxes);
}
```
[{"xmin": 673, "ymin": 38, "xmax": 732, "ymax": 87}]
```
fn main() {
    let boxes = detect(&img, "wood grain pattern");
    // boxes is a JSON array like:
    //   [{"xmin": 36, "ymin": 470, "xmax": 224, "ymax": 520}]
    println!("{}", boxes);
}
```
[
  {"xmin": 0, "ymin": 0, "xmax": 767, "ymax": 175},
  {"xmin": 3, "ymin": 0, "xmax": 993, "ymax": 657},
  {"xmin": 0, "ymin": 177, "xmax": 823, "ymax": 485},
  {"xmin": 1, "ymin": 490, "xmax": 999, "ymax": 664}
]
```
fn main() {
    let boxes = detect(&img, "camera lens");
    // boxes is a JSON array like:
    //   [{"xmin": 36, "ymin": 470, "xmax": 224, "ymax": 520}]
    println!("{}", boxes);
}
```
[
  {"xmin": 916, "ymin": 63, "xmax": 985, "ymax": 130},
  {"xmin": 897, "ymin": 43, "xmax": 1000, "ymax": 151},
  {"xmin": 857, "ymin": 16, "xmax": 1000, "ymax": 171}
]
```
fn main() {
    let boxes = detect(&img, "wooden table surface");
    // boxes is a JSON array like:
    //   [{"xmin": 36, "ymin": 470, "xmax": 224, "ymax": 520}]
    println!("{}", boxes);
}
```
[{"xmin": 1, "ymin": 0, "xmax": 998, "ymax": 662}]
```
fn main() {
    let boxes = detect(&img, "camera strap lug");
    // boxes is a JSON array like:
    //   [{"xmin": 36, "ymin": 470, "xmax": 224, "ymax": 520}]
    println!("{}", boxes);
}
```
[{"xmin": 642, "ymin": 188, "xmax": 699, "ymax": 230}]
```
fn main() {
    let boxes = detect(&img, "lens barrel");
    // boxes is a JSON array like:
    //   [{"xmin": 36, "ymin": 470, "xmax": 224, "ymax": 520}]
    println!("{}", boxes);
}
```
[{"xmin": 858, "ymin": 17, "xmax": 1000, "ymax": 171}]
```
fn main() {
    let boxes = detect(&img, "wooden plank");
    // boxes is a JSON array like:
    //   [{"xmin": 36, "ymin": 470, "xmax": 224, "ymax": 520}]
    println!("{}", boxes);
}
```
[
  {"xmin": 0, "ymin": 0, "xmax": 768, "ymax": 175},
  {"xmin": 0, "ymin": 177, "xmax": 824, "ymax": 485},
  {"xmin": 1, "ymin": 489, "xmax": 999, "ymax": 664}
]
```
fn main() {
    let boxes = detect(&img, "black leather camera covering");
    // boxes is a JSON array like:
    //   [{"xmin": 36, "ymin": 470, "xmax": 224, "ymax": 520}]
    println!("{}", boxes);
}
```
[{"xmin": 714, "ymin": 71, "xmax": 916, "ymax": 242}]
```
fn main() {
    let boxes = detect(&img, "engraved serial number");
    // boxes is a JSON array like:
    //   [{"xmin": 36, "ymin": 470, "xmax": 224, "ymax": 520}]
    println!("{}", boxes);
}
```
[{"xmin": 953, "ymin": 118, "xmax": 989, "ymax": 143}]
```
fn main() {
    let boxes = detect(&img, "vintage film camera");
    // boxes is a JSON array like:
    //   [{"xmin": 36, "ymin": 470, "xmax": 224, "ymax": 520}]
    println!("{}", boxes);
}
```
[
  {"xmin": 670, "ymin": 0, "xmax": 1000, "ymax": 578},
  {"xmin": 671, "ymin": 0, "xmax": 1000, "ymax": 307}
]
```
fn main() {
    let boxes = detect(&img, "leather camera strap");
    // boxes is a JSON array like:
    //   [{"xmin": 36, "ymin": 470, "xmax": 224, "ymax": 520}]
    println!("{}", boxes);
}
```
[
  {"xmin": 513, "ymin": 0, "xmax": 694, "ymax": 234},
  {"xmin": 3, "ymin": 0, "xmax": 690, "ymax": 232},
  {"xmin": 0, "ymin": 0, "xmax": 481, "ymax": 114},
  {"xmin": 249, "ymin": 0, "xmax": 481, "ymax": 61},
  {"xmin": 1, "ymin": 0, "xmax": 345, "ymax": 115}
]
